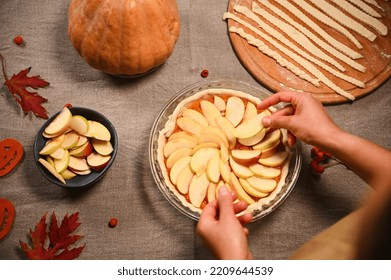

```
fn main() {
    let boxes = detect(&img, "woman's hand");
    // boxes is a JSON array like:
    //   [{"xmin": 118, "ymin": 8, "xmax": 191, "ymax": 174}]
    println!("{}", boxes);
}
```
[
  {"xmin": 196, "ymin": 186, "xmax": 253, "ymax": 260},
  {"xmin": 257, "ymin": 91, "xmax": 342, "ymax": 149}
]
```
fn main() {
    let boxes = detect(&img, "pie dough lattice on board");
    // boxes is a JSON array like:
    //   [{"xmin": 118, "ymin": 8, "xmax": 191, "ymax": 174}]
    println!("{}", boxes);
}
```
[{"xmin": 226, "ymin": 0, "xmax": 391, "ymax": 104}]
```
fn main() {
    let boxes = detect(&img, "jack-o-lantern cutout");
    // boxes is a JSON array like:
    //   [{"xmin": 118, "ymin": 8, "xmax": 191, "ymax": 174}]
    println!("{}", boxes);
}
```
[
  {"xmin": 0, "ymin": 198, "xmax": 15, "ymax": 240},
  {"xmin": 0, "ymin": 138, "xmax": 24, "ymax": 177}
]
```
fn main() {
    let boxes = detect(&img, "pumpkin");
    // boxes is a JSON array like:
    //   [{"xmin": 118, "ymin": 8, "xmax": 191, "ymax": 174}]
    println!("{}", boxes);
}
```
[{"xmin": 68, "ymin": 0, "xmax": 180, "ymax": 76}]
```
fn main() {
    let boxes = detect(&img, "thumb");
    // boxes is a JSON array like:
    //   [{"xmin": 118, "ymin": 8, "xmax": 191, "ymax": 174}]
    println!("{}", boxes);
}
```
[
  {"xmin": 218, "ymin": 186, "xmax": 235, "ymax": 219},
  {"xmin": 262, "ymin": 115, "xmax": 292, "ymax": 130}
]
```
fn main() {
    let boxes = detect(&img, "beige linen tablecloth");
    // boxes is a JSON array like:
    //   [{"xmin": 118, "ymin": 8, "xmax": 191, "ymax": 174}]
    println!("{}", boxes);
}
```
[{"xmin": 0, "ymin": 0, "xmax": 390, "ymax": 260}]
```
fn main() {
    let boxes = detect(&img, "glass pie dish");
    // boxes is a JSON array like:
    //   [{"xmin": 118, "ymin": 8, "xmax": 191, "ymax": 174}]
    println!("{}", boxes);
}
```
[{"xmin": 149, "ymin": 79, "xmax": 302, "ymax": 221}]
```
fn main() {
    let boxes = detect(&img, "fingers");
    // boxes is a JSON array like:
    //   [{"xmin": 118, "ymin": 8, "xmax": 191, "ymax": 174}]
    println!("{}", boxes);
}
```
[
  {"xmin": 238, "ymin": 213, "xmax": 253, "ymax": 225},
  {"xmin": 262, "ymin": 114, "xmax": 294, "ymax": 130},
  {"xmin": 233, "ymin": 200, "xmax": 248, "ymax": 214},
  {"xmin": 217, "ymin": 186, "xmax": 235, "ymax": 219},
  {"xmin": 257, "ymin": 91, "xmax": 300, "ymax": 110},
  {"xmin": 200, "ymin": 199, "xmax": 218, "ymax": 221}
]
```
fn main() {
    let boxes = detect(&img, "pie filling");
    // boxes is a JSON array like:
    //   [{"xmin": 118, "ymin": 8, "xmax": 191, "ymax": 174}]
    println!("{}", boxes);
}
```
[{"xmin": 158, "ymin": 88, "xmax": 291, "ymax": 215}]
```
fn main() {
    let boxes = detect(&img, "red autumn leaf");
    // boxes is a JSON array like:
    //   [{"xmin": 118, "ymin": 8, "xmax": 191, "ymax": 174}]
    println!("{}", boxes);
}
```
[
  {"xmin": 20, "ymin": 212, "xmax": 85, "ymax": 260},
  {"xmin": 1, "ymin": 53, "xmax": 50, "ymax": 119}
]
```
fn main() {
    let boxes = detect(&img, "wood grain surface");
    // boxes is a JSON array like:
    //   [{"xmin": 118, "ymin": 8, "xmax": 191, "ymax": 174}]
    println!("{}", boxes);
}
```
[{"xmin": 227, "ymin": 0, "xmax": 391, "ymax": 104}]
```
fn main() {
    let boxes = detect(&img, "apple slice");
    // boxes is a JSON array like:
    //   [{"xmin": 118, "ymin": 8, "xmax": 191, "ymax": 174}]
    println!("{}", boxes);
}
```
[
  {"xmin": 249, "ymin": 163, "xmax": 281, "ymax": 179},
  {"xmin": 190, "ymin": 142, "xmax": 219, "ymax": 156},
  {"xmin": 44, "ymin": 107, "xmax": 72, "ymax": 135},
  {"xmin": 229, "ymin": 156, "xmax": 253, "ymax": 178},
  {"xmin": 220, "ymin": 142, "xmax": 230, "ymax": 163},
  {"xmin": 83, "ymin": 120, "xmax": 111, "ymax": 141},
  {"xmin": 176, "ymin": 117, "xmax": 203, "ymax": 136},
  {"xmin": 246, "ymin": 176, "xmax": 277, "ymax": 193},
  {"xmin": 92, "ymin": 139, "xmax": 113, "ymax": 156},
  {"xmin": 86, "ymin": 152, "xmax": 111, "ymax": 171},
  {"xmin": 215, "ymin": 116, "xmax": 236, "ymax": 149},
  {"xmin": 226, "ymin": 96, "xmax": 245, "ymax": 127},
  {"xmin": 69, "ymin": 141, "xmax": 93, "ymax": 158},
  {"xmin": 239, "ymin": 178, "xmax": 269, "ymax": 198},
  {"xmin": 253, "ymin": 129, "xmax": 281, "ymax": 150},
  {"xmin": 38, "ymin": 158, "xmax": 66, "ymax": 184},
  {"xmin": 74, "ymin": 135, "xmax": 88, "ymax": 148},
  {"xmin": 73, "ymin": 169, "xmax": 92, "ymax": 175},
  {"xmin": 163, "ymin": 138, "xmax": 196, "ymax": 158},
  {"xmin": 168, "ymin": 131, "xmax": 198, "ymax": 144},
  {"xmin": 219, "ymin": 159, "xmax": 231, "ymax": 183},
  {"xmin": 260, "ymin": 140, "xmax": 281, "ymax": 159},
  {"xmin": 54, "ymin": 149, "xmax": 70, "ymax": 173},
  {"xmin": 231, "ymin": 149, "xmax": 262, "ymax": 165},
  {"xmin": 70, "ymin": 115, "xmax": 89, "ymax": 135},
  {"xmin": 243, "ymin": 102, "xmax": 258, "ymax": 122},
  {"xmin": 189, "ymin": 172, "xmax": 209, "ymax": 208},
  {"xmin": 258, "ymin": 151, "xmax": 289, "ymax": 167},
  {"xmin": 68, "ymin": 156, "xmax": 90, "ymax": 171},
  {"xmin": 42, "ymin": 130, "xmax": 63, "ymax": 138},
  {"xmin": 50, "ymin": 147, "xmax": 65, "ymax": 160},
  {"xmin": 166, "ymin": 147, "xmax": 192, "ymax": 169},
  {"xmin": 238, "ymin": 129, "xmax": 266, "ymax": 146},
  {"xmin": 198, "ymin": 126, "xmax": 229, "ymax": 149},
  {"xmin": 214, "ymin": 96, "xmax": 226, "ymax": 111},
  {"xmin": 61, "ymin": 131, "xmax": 80, "ymax": 149},
  {"xmin": 200, "ymin": 100, "xmax": 221, "ymax": 127},
  {"xmin": 169, "ymin": 156, "xmax": 191, "ymax": 185},
  {"xmin": 46, "ymin": 155, "xmax": 55, "ymax": 167},
  {"xmin": 190, "ymin": 148, "xmax": 218, "ymax": 176},
  {"xmin": 233, "ymin": 111, "xmax": 267, "ymax": 139},
  {"xmin": 60, "ymin": 169, "xmax": 77, "ymax": 180},
  {"xmin": 176, "ymin": 164, "xmax": 194, "ymax": 195},
  {"xmin": 206, "ymin": 152, "xmax": 221, "ymax": 183},
  {"xmin": 229, "ymin": 172, "xmax": 255, "ymax": 205},
  {"xmin": 182, "ymin": 109, "xmax": 208, "ymax": 127},
  {"xmin": 39, "ymin": 134, "xmax": 65, "ymax": 155},
  {"xmin": 207, "ymin": 182, "xmax": 217, "ymax": 203}
]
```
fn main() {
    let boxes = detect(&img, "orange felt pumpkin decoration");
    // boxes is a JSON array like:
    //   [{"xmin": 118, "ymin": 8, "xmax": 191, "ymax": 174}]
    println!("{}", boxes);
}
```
[
  {"xmin": 0, "ymin": 138, "xmax": 24, "ymax": 177},
  {"xmin": 67, "ymin": 0, "xmax": 180, "ymax": 76},
  {"xmin": 0, "ymin": 198, "xmax": 15, "ymax": 240}
]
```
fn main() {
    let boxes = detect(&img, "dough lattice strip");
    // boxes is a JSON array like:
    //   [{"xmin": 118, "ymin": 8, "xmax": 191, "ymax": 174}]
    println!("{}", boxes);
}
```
[
  {"xmin": 362, "ymin": 0, "xmax": 384, "ymax": 11},
  {"xmin": 252, "ymin": 2, "xmax": 346, "ymax": 72},
  {"xmin": 229, "ymin": 26, "xmax": 320, "ymax": 87},
  {"xmin": 273, "ymin": 0, "xmax": 362, "ymax": 58},
  {"xmin": 223, "ymin": 12, "xmax": 357, "ymax": 100},
  {"xmin": 305, "ymin": 0, "xmax": 377, "ymax": 40},
  {"xmin": 328, "ymin": 0, "xmax": 387, "ymax": 35},
  {"xmin": 254, "ymin": 0, "xmax": 366, "ymax": 72},
  {"xmin": 346, "ymin": 0, "xmax": 382, "ymax": 18},
  {"xmin": 233, "ymin": 6, "xmax": 365, "ymax": 89},
  {"xmin": 290, "ymin": 0, "xmax": 363, "ymax": 48}
]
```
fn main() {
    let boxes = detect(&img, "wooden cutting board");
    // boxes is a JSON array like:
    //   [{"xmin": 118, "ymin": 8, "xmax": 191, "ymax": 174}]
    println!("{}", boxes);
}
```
[{"xmin": 227, "ymin": 0, "xmax": 391, "ymax": 104}]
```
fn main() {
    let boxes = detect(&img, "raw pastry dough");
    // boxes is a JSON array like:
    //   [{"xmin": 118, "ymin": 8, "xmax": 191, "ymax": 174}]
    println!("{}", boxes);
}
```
[
  {"xmin": 256, "ymin": 0, "xmax": 365, "ymax": 72},
  {"xmin": 224, "ymin": 12, "xmax": 357, "ymax": 100},
  {"xmin": 291, "ymin": 0, "xmax": 364, "ymax": 48},
  {"xmin": 305, "ymin": 0, "xmax": 377, "ymax": 40},
  {"xmin": 273, "ymin": 0, "xmax": 362, "ymax": 59}
]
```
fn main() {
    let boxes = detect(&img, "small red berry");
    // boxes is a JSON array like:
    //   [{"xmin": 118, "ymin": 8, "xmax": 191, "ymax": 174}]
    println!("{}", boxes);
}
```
[
  {"xmin": 201, "ymin": 69, "xmax": 209, "ymax": 78},
  {"xmin": 310, "ymin": 160, "xmax": 325, "ymax": 174},
  {"xmin": 13, "ymin": 35, "xmax": 24, "ymax": 45},
  {"xmin": 108, "ymin": 218, "xmax": 118, "ymax": 228}
]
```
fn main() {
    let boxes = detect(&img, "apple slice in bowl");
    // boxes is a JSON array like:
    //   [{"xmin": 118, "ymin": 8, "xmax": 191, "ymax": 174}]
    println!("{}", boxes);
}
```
[{"xmin": 34, "ymin": 106, "xmax": 118, "ymax": 188}]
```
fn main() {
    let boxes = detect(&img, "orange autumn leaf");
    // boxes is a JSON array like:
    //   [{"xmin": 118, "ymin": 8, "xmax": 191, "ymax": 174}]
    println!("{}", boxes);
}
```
[
  {"xmin": 20, "ymin": 212, "xmax": 85, "ymax": 260},
  {"xmin": 1, "ymin": 53, "xmax": 49, "ymax": 119}
]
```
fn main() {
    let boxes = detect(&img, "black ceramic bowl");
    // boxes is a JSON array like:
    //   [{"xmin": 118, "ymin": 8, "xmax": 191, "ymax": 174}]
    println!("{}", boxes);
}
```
[{"xmin": 34, "ymin": 107, "xmax": 118, "ymax": 188}]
